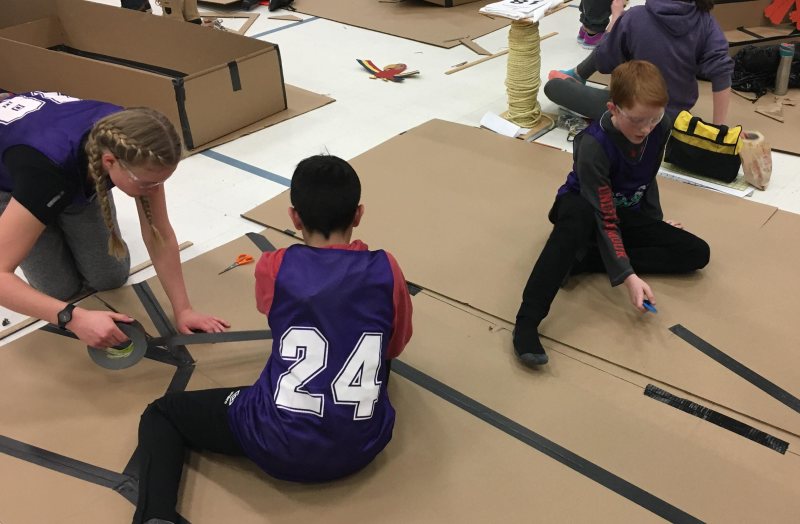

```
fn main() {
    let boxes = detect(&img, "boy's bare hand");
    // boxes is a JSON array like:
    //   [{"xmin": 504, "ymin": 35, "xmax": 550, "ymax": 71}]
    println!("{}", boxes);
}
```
[
  {"xmin": 665, "ymin": 219, "xmax": 683, "ymax": 229},
  {"xmin": 624, "ymin": 274, "xmax": 655, "ymax": 313}
]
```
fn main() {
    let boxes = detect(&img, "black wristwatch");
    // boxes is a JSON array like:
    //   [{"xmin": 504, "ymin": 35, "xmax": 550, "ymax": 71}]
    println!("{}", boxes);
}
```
[{"xmin": 57, "ymin": 303, "xmax": 76, "ymax": 329}]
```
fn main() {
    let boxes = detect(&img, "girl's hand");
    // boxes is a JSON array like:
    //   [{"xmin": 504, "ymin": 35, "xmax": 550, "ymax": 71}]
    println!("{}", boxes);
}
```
[
  {"xmin": 175, "ymin": 309, "xmax": 230, "ymax": 335},
  {"xmin": 666, "ymin": 219, "xmax": 683, "ymax": 229},
  {"xmin": 623, "ymin": 274, "xmax": 656, "ymax": 313},
  {"xmin": 68, "ymin": 308, "xmax": 133, "ymax": 348}
]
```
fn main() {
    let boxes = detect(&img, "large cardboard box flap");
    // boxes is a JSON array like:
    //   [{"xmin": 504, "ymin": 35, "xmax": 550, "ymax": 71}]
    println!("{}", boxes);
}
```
[{"xmin": 0, "ymin": 0, "xmax": 287, "ymax": 152}]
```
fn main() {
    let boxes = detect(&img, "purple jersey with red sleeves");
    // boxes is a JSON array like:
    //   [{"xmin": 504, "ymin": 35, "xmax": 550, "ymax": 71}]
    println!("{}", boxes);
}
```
[{"xmin": 227, "ymin": 244, "xmax": 398, "ymax": 482}]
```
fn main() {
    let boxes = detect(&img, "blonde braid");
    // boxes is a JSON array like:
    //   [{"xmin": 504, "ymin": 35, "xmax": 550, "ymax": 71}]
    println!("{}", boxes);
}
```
[
  {"xmin": 139, "ymin": 196, "xmax": 163, "ymax": 245},
  {"xmin": 86, "ymin": 130, "xmax": 128, "ymax": 258},
  {"xmin": 85, "ymin": 108, "xmax": 182, "ymax": 256}
]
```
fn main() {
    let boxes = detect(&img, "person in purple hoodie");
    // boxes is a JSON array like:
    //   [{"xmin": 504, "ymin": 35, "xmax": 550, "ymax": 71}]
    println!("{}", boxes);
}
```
[
  {"xmin": 0, "ymin": 91, "xmax": 228, "ymax": 349},
  {"xmin": 132, "ymin": 155, "xmax": 413, "ymax": 524},
  {"xmin": 514, "ymin": 61, "xmax": 710, "ymax": 366},
  {"xmin": 545, "ymin": 0, "xmax": 733, "ymax": 125}
]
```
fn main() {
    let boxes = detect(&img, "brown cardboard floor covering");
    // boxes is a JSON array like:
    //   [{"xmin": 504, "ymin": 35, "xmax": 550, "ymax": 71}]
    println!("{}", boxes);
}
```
[
  {"xmin": 145, "ymin": 231, "xmax": 800, "ymax": 523},
  {"xmin": 0, "ymin": 318, "xmax": 177, "ymax": 472},
  {"xmin": 241, "ymin": 119, "xmax": 800, "ymax": 436},
  {"xmin": 0, "ymin": 454, "xmax": 133, "ymax": 524},
  {"xmin": 1, "ymin": 235, "xmax": 660, "ymax": 522},
  {"xmin": 291, "ymin": 0, "xmax": 509, "ymax": 48}
]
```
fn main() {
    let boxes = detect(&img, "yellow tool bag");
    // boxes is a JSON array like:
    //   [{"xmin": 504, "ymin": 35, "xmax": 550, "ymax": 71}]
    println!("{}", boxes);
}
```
[{"xmin": 664, "ymin": 111, "xmax": 743, "ymax": 183}]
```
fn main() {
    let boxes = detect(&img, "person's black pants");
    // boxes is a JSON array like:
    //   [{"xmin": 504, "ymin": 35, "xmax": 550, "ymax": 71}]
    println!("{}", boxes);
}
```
[
  {"xmin": 132, "ymin": 387, "xmax": 247, "ymax": 524},
  {"xmin": 516, "ymin": 192, "xmax": 710, "ymax": 327}
]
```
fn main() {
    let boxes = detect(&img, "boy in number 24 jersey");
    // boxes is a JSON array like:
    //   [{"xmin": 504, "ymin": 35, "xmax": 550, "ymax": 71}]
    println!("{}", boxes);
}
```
[{"xmin": 133, "ymin": 155, "xmax": 413, "ymax": 524}]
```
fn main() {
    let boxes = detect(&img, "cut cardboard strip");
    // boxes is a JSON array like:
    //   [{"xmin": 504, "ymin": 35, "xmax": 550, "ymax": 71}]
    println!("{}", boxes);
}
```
[
  {"xmin": 290, "ymin": 0, "xmax": 510, "ymax": 48},
  {"xmin": 241, "ymin": 119, "xmax": 800, "ymax": 436}
]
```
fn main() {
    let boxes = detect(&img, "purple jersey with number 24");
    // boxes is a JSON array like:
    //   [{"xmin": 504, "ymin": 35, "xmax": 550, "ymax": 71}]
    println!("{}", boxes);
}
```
[{"xmin": 227, "ymin": 244, "xmax": 397, "ymax": 482}]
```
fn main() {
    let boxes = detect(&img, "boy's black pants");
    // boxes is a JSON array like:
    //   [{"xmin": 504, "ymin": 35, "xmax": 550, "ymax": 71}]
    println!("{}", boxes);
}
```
[
  {"xmin": 516, "ymin": 192, "xmax": 710, "ymax": 328},
  {"xmin": 132, "ymin": 387, "xmax": 247, "ymax": 524}
]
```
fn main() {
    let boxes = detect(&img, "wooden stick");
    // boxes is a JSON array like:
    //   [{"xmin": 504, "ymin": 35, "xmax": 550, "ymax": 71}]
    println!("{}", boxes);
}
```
[{"xmin": 445, "ymin": 32, "xmax": 557, "ymax": 75}]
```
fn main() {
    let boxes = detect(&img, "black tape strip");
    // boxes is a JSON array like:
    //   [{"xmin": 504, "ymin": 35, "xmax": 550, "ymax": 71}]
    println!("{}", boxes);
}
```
[
  {"xmin": 406, "ymin": 282, "xmax": 423, "ymax": 296},
  {"xmin": 48, "ymin": 45, "xmax": 189, "ymax": 77},
  {"xmin": 736, "ymin": 26, "xmax": 765, "ymax": 39},
  {"xmin": 40, "ymin": 323, "xmax": 79, "ymax": 340},
  {"xmin": 228, "ymin": 61, "xmax": 242, "ymax": 91},
  {"xmin": 644, "ymin": 384, "xmax": 789, "ymax": 454},
  {"xmin": 0, "ymin": 434, "xmax": 130, "ymax": 492},
  {"xmin": 246, "ymin": 232, "xmax": 277, "ymax": 253},
  {"xmin": 390, "ymin": 360, "xmax": 703, "ymax": 523},
  {"xmin": 151, "ymin": 329, "xmax": 272, "ymax": 347},
  {"xmin": 133, "ymin": 282, "xmax": 194, "ymax": 366},
  {"xmin": 670, "ymin": 325, "xmax": 800, "ymax": 415},
  {"xmin": 172, "ymin": 78, "xmax": 195, "ymax": 150}
]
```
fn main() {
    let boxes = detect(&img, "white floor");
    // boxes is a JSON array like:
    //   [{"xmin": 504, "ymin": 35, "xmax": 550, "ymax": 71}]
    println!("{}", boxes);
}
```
[{"xmin": 2, "ymin": 0, "xmax": 799, "ymax": 342}]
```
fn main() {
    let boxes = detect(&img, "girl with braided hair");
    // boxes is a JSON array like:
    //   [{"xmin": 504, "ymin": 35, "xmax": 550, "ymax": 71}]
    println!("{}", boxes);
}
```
[{"xmin": 0, "ymin": 91, "xmax": 229, "ymax": 349}]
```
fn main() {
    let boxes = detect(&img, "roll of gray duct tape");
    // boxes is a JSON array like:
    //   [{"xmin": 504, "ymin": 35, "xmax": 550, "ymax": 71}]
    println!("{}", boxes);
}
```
[{"xmin": 87, "ymin": 320, "xmax": 148, "ymax": 370}]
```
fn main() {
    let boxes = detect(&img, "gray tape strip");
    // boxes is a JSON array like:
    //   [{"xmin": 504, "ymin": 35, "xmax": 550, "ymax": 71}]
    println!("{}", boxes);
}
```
[
  {"xmin": 670, "ymin": 324, "xmax": 800, "ymax": 415},
  {"xmin": 151, "ymin": 330, "xmax": 272, "ymax": 347},
  {"xmin": 390, "ymin": 359, "xmax": 703, "ymax": 523},
  {"xmin": 0, "ymin": 434, "xmax": 131, "ymax": 494},
  {"xmin": 246, "ymin": 232, "xmax": 277, "ymax": 253}
]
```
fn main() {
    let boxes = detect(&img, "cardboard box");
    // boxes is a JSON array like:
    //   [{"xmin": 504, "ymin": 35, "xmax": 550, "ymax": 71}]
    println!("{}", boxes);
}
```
[{"xmin": 0, "ymin": 0, "xmax": 287, "ymax": 152}]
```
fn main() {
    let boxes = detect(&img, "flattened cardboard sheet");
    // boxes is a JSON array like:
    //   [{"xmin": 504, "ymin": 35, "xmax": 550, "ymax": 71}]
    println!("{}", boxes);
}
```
[
  {"xmin": 176, "ymin": 374, "xmax": 660, "ymax": 524},
  {"xmin": 241, "ymin": 119, "xmax": 800, "ymax": 435},
  {"xmin": 398, "ymin": 293, "xmax": 800, "ymax": 523},
  {"xmin": 291, "ymin": 0, "xmax": 510, "ymax": 48},
  {"xmin": 120, "ymin": 233, "xmax": 661, "ymax": 521},
  {"xmin": 0, "ymin": 454, "xmax": 133, "ymax": 524},
  {"xmin": 588, "ymin": 73, "xmax": 800, "ymax": 157},
  {"xmin": 0, "ymin": 311, "xmax": 178, "ymax": 472},
  {"xmin": 134, "ymin": 234, "xmax": 799, "ymax": 521},
  {"xmin": 713, "ymin": 0, "xmax": 771, "ymax": 31}
]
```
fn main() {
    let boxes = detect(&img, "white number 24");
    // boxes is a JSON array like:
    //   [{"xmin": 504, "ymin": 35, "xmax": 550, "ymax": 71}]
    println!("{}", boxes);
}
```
[{"xmin": 274, "ymin": 327, "xmax": 384, "ymax": 420}]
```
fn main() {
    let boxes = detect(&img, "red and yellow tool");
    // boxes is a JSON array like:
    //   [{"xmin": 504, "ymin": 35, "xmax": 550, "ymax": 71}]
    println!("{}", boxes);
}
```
[{"xmin": 357, "ymin": 59, "xmax": 420, "ymax": 82}]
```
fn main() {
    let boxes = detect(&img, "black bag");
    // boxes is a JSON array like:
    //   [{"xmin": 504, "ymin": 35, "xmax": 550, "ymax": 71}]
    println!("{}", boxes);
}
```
[
  {"xmin": 731, "ymin": 44, "xmax": 800, "ymax": 97},
  {"xmin": 664, "ymin": 111, "xmax": 743, "ymax": 183},
  {"xmin": 269, "ymin": 0, "xmax": 295, "ymax": 11}
]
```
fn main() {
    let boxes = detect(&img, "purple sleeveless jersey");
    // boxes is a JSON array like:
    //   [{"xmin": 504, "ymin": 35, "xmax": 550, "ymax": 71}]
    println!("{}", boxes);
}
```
[
  {"xmin": 228, "ymin": 245, "xmax": 397, "ymax": 482},
  {"xmin": 0, "ymin": 92, "xmax": 121, "ymax": 203},
  {"xmin": 557, "ymin": 120, "xmax": 665, "ymax": 209}
]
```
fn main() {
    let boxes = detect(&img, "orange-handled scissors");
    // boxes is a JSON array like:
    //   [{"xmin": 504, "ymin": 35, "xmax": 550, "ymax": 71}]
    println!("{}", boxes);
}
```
[{"xmin": 218, "ymin": 254, "xmax": 254, "ymax": 275}]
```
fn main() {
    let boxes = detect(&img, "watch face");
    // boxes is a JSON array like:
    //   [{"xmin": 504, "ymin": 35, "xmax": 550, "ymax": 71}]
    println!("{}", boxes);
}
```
[{"xmin": 58, "ymin": 307, "xmax": 72, "ymax": 327}]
